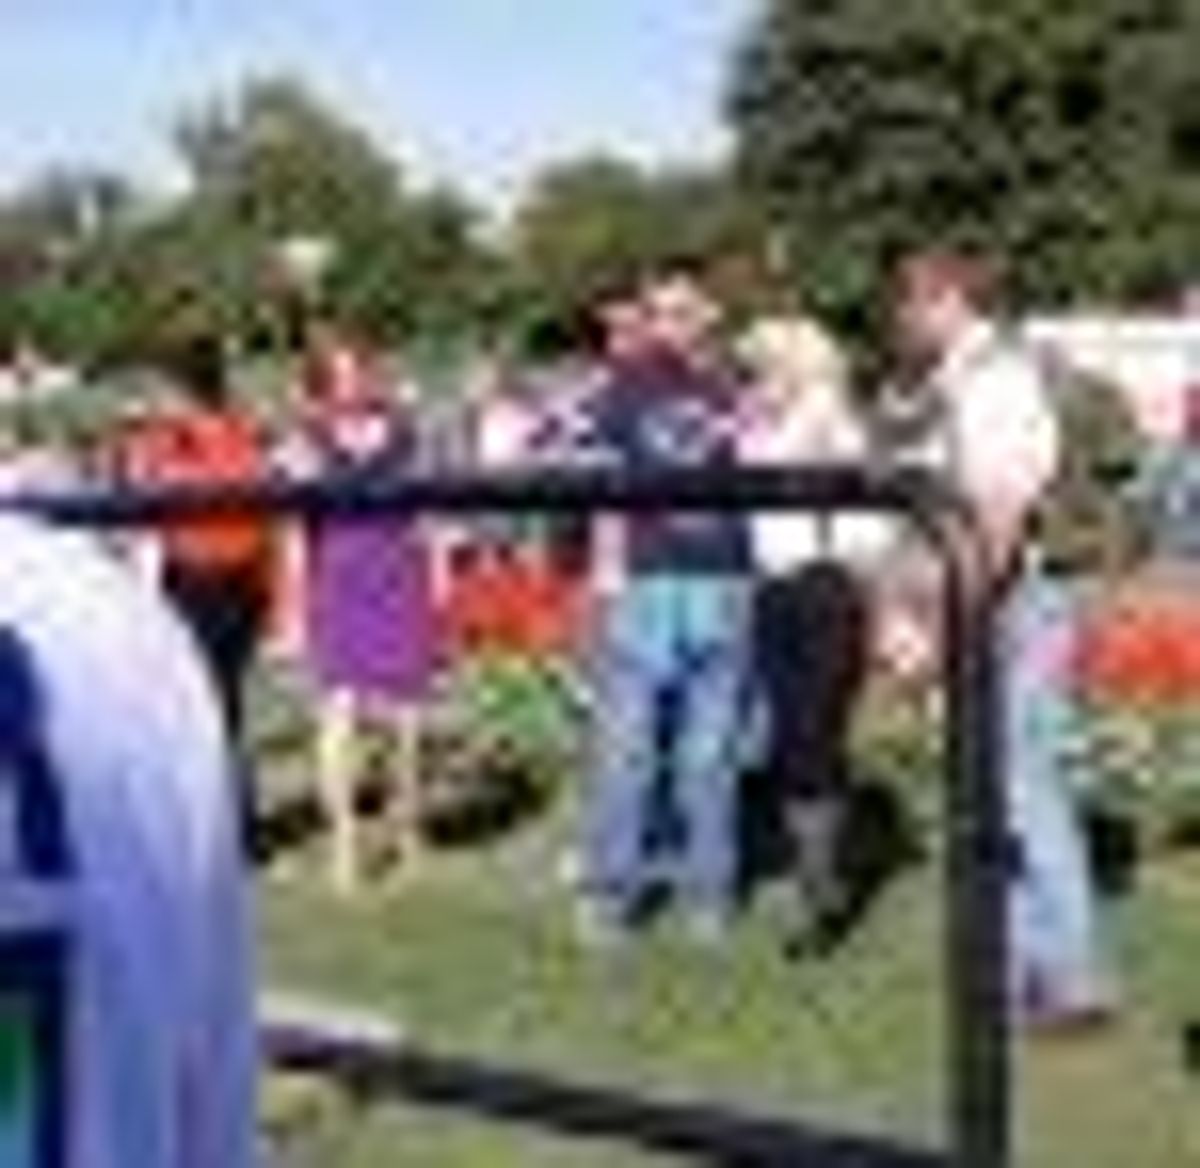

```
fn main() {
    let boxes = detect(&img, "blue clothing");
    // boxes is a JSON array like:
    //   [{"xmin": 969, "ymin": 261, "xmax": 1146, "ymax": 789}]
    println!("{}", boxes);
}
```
[
  {"xmin": 1133, "ymin": 442, "xmax": 1200, "ymax": 562},
  {"xmin": 584, "ymin": 353, "xmax": 749, "ymax": 574},
  {"xmin": 585, "ymin": 576, "xmax": 750, "ymax": 914},
  {"xmin": 0, "ymin": 518, "xmax": 257, "ymax": 1168},
  {"xmin": 1002, "ymin": 573, "xmax": 1111, "ymax": 1015}
]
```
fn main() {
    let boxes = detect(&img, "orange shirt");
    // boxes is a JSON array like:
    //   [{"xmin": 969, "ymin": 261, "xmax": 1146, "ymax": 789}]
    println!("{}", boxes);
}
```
[{"xmin": 129, "ymin": 408, "xmax": 272, "ymax": 571}]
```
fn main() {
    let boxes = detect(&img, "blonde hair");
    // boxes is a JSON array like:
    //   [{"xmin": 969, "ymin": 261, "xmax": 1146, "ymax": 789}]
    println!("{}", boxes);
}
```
[{"xmin": 736, "ymin": 316, "xmax": 848, "ymax": 402}]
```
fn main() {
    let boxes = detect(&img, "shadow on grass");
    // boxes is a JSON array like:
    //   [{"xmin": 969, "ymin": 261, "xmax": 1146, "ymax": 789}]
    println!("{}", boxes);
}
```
[
  {"xmin": 253, "ymin": 757, "xmax": 554, "ymax": 864},
  {"xmin": 265, "ymin": 1021, "xmax": 946, "ymax": 1168}
]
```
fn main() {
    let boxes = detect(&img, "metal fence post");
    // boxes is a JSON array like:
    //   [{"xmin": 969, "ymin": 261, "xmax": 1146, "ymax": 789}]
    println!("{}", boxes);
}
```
[{"xmin": 928, "ymin": 499, "xmax": 1010, "ymax": 1168}]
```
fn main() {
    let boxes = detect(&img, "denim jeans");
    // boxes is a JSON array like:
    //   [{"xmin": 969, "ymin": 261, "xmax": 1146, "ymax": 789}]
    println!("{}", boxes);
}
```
[
  {"xmin": 584, "ymin": 574, "xmax": 749, "ymax": 916},
  {"xmin": 1002, "ymin": 572, "xmax": 1110, "ymax": 1013}
]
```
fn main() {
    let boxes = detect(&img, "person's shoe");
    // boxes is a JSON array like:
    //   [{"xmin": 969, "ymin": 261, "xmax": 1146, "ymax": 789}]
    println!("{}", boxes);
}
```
[
  {"xmin": 573, "ymin": 898, "xmax": 634, "ymax": 953},
  {"xmin": 328, "ymin": 847, "xmax": 361, "ymax": 900},
  {"xmin": 1019, "ymin": 978, "xmax": 1118, "ymax": 1039},
  {"xmin": 556, "ymin": 848, "xmax": 584, "ymax": 891},
  {"xmin": 1024, "ymin": 1003, "xmax": 1117, "ymax": 1040},
  {"xmin": 680, "ymin": 904, "xmax": 733, "ymax": 951},
  {"xmin": 784, "ymin": 902, "xmax": 853, "ymax": 962},
  {"xmin": 1181, "ymin": 1022, "xmax": 1200, "ymax": 1071}
]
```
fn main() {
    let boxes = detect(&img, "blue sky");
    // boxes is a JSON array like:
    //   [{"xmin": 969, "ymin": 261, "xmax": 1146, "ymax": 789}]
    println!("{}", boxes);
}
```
[{"xmin": 0, "ymin": 1, "xmax": 749, "ymax": 210}]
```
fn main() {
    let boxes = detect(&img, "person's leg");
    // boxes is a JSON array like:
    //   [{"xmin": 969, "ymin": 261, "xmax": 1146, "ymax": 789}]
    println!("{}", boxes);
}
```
[
  {"xmin": 161, "ymin": 562, "xmax": 232, "ymax": 718},
  {"xmin": 1004, "ymin": 576, "xmax": 1112, "ymax": 1021},
  {"xmin": 746, "ymin": 576, "xmax": 794, "ymax": 878},
  {"xmin": 161, "ymin": 563, "xmax": 264, "ymax": 856},
  {"xmin": 777, "ymin": 561, "xmax": 870, "ymax": 942},
  {"xmin": 581, "ymin": 579, "xmax": 670, "ymax": 929},
  {"xmin": 212, "ymin": 565, "xmax": 269, "ymax": 738},
  {"xmin": 388, "ymin": 700, "xmax": 424, "ymax": 875},
  {"xmin": 316, "ymin": 688, "xmax": 362, "ymax": 895},
  {"xmin": 209, "ymin": 566, "xmax": 269, "ymax": 852},
  {"xmin": 671, "ymin": 576, "xmax": 750, "ymax": 933}
]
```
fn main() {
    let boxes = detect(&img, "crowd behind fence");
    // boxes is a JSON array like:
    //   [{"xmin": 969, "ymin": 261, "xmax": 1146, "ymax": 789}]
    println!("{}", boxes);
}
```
[{"xmin": 5, "ymin": 254, "xmax": 1200, "ymax": 1167}]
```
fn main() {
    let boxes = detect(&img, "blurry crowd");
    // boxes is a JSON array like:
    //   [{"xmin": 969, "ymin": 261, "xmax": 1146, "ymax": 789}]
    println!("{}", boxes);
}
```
[{"xmin": 1, "ymin": 250, "xmax": 1159, "ymax": 1039}]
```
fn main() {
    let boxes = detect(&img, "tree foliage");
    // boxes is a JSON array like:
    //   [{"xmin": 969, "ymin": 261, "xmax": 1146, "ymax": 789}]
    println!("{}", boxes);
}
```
[
  {"xmin": 510, "ymin": 155, "xmax": 767, "ymax": 342},
  {"xmin": 728, "ymin": 0, "xmax": 1200, "ymax": 329},
  {"xmin": 0, "ymin": 78, "xmax": 496, "ymax": 367}
]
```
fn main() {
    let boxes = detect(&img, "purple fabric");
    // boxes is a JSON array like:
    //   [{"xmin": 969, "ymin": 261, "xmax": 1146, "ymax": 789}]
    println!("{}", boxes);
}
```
[{"xmin": 307, "ymin": 517, "xmax": 437, "ymax": 700}]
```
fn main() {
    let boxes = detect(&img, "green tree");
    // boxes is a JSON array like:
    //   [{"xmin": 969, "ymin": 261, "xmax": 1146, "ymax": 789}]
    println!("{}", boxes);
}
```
[
  {"xmin": 511, "ymin": 157, "xmax": 667, "ymax": 319},
  {"xmin": 0, "ymin": 77, "xmax": 497, "ymax": 367},
  {"xmin": 0, "ymin": 169, "xmax": 142, "ymax": 357},
  {"xmin": 177, "ymin": 78, "xmax": 403, "ymax": 242},
  {"xmin": 729, "ymin": 0, "xmax": 1200, "ymax": 329},
  {"xmin": 510, "ymin": 155, "xmax": 766, "ymax": 340},
  {"xmin": 179, "ymin": 78, "xmax": 497, "ymax": 353}
]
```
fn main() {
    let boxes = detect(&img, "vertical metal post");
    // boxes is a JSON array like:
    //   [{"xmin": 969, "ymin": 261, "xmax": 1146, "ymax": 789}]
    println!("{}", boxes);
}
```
[{"xmin": 938, "ymin": 507, "xmax": 1011, "ymax": 1168}]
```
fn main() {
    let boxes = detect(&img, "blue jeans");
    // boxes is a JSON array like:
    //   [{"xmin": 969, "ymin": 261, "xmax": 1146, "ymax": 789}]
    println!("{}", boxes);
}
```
[
  {"xmin": 1002, "ymin": 573, "xmax": 1111, "ymax": 1013},
  {"xmin": 584, "ymin": 574, "xmax": 749, "ymax": 916}
]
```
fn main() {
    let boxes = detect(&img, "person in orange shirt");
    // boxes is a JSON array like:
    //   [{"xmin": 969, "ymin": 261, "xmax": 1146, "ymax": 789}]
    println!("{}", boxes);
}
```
[{"xmin": 132, "ymin": 336, "xmax": 274, "ymax": 843}]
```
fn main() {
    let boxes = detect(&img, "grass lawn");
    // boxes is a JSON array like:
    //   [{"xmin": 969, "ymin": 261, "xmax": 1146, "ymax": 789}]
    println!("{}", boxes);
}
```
[
  {"xmin": 259, "ymin": 792, "xmax": 1200, "ymax": 1168},
  {"xmin": 249, "ymin": 656, "xmax": 1200, "ymax": 1166}
]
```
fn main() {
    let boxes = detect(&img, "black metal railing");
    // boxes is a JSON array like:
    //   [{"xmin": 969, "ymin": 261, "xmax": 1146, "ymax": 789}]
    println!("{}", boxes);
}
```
[{"xmin": 0, "ymin": 464, "xmax": 1007, "ymax": 1168}]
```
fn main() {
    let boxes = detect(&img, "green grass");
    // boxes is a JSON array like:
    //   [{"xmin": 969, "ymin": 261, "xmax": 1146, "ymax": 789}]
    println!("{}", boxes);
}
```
[
  {"xmin": 259, "ymin": 812, "xmax": 1200, "ymax": 1168},
  {"xmin": 255, "ymin": 663, "xmax": 1200, "ymax": 1167}
]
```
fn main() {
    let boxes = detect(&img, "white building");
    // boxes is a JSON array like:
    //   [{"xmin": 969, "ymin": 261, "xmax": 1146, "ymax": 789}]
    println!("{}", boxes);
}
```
[{"xmin": 1022, "ymin": 316, "xmax": 1200, "ymax": 443}]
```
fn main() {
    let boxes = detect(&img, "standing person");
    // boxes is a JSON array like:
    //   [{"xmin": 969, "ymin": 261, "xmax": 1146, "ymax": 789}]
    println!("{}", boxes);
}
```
[
  {"xmin": 129, "ymin": 335, "xmax": 273, "ymax": 849},
  {"xmin": 140, "ymin": 338, "xmax": 273, "ymax": 733},
  {"xmin": 293, "ymin": 326, "xmax": 438, "ymax": 895},
  {"xmin": 736, "ymin": 316, "xmax": 882, "ymax": 948},
  {"xmin": 892, "ymin": 251, "xmax": 1115, "ymax": 1030},
  {"xmin": 576, "ymin": 268, "xmax": 752, "ymax": 946}
]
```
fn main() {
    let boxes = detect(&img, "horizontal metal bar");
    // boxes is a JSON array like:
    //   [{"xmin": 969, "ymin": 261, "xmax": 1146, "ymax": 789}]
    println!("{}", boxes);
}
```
[
  {"xmin": 0, "ymin": 464, "xmax": 957, "ymax": 525},
  {"xmin": 263, "ymin": 1021, "xmax": 947, "ymax": 1168}
]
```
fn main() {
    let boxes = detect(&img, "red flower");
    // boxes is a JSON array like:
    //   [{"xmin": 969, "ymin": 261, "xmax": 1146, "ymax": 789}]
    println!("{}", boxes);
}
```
[
  {"xmin": 441, "ymin": 549, "xmax": 587, "ymax": 657},
  {"xmin": 1078, "ymin": 587, "xmax": 1200, "ymax": 705}
]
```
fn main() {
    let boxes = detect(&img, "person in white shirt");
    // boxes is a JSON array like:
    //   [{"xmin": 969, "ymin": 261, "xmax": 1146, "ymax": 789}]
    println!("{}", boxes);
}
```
[
  {"xmin": 736, "ymin": 317, "xmax": 884, "ymax": 949},
  {"xmin": 893, "ymin": 251, "xmax": 1113, "ymax": 1032},
  {"xmin": 738, "ymin": 318, "xmax": 890, "ymax": 568},
  {"xmin": 0, "ymin": 515, "xmax": 257, "ymax": 1167}
]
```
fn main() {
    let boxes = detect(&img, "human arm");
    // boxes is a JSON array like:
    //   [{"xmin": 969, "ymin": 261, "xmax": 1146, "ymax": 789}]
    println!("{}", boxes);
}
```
[{"xmin": 952, "ymin": 354, "xmax": 1060, "ymax": 582}]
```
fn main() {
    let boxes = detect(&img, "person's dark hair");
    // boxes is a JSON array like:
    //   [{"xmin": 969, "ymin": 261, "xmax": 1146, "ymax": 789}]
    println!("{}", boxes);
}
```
[
  {"xmin": 588, "ymin": 274, "xmax": 641, "ymax": 313},
  {"xmin": 642, "ymin": 251, "xmax": 711, "ymax": 286},
  {"xmin": 567, "ymin": 302, "xmax": 606, "ymax": 359},
  {"xmin": 521, "ymin": 314, "xmax": 577, "ymax": 363},
  {"xmin": 894, "ymin": 249, "xmax": 1000, "ymax": 312},
  {"xmin": 579, "ymin": 277, "xmax": 643, "ymax": 357},
  {"xmin": 161, "ymin": 334, "xmax": 230, "ymax": 408}
]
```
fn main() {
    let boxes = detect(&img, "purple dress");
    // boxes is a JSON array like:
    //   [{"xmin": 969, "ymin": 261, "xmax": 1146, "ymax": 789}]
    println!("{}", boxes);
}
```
[{"xmin": 304, "ymin": 410, "xmax": 438, "ymax": 700}]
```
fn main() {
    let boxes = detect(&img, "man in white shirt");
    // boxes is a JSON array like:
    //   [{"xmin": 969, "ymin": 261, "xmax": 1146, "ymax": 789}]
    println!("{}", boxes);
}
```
[{"xmin": 894, "ymin": 252, "xmax": 1113, "ymax": 1031}]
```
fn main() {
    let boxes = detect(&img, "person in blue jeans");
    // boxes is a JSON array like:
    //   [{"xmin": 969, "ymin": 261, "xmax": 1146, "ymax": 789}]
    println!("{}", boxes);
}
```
[
  {"xmin": 1003, "ymin": 573, "xmax": 1113, "ymax": 1021},
  {"xmin": 893, "ymin": 251, "xmax": 1114, "ymax": 1030},
  {"xmin": 577, "ymin": 270, "xmax": 751, "ymax": 945}
]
